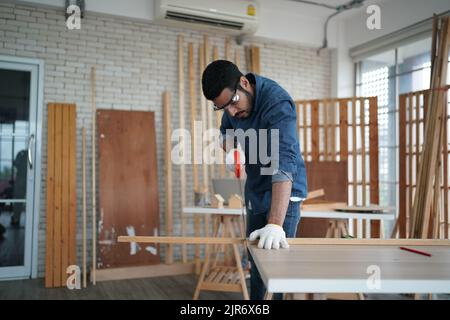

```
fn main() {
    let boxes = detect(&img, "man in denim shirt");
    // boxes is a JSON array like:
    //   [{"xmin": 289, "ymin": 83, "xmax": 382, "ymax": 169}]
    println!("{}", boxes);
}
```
[{"xmin": 202, "ymin": 60, "xmax": 307, "ymax": 300}]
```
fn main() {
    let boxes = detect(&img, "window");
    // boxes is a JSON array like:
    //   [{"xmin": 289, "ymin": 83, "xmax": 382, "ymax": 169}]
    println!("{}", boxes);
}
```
[{"xmin": 355, "ymin": 37, "xmax": 450, "ymax": 212}]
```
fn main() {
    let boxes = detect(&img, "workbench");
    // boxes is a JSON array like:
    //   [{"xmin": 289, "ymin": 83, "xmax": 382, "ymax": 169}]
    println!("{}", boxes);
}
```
[
  {"xmin": 247, "ymin": 241, "xmax": 450, "ymax": 299},
  {"xmin": 183, "ymin": 206, "xmax": 395, "ymax": 239}
]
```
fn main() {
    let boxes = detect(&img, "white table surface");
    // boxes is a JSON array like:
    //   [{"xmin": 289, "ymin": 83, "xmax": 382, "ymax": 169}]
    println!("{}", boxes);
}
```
[
  {"xmin": 182, "ymin": 206, "xmax": 395, "ymax": 220},
  {"xmin": 248, "ymin": 244, "xmax": 450, "ymax": 294}
]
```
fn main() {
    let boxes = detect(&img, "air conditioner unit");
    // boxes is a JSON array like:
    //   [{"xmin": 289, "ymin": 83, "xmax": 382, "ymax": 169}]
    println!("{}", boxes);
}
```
[{"xmin": 154, "ymin": 0, "xmax": 259, "ymax": 35}]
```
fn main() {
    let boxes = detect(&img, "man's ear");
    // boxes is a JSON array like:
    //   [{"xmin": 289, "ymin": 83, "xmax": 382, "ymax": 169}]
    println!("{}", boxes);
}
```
[{"xmin": 240, "ymin": 75, "xmax": 250, "ymax": 89}]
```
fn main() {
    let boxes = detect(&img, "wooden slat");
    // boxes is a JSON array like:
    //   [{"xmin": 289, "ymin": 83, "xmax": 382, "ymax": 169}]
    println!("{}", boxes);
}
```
[
  {"xmin": 339, "ymin": 100, "xmax": 348, "ymax": 162},
  {"xmin": 415, "ymin": 93, "xmax": 420, "ymax": 176},
  {"xmin": 204, "ymin": 35, "xmax": 214, "ymax": 185},
  {"xmin": 53, "ymin": 104, "xmax": 62, "ymax": 286},
  {"xmin": 244, "ymin": 45, "xmax": 251, "ymax": 71},
  {"xmin": 331, "ymin": 100, "xmax": 337, "ymax": 161},
  {"xmin": 163, "ymin": 92, "xmax": 173, "ymax": 264},
  {"xmin": 68, "ymin": 105, "xmax": 77, "ymax": 271},
  {"xmin": 251, "ymin": 46, "xmax": 260, "ymax": 74},
  {"xmin": 311, "ymin": 100, "xmax": 319, "ymax": 161},
  {"xmin": 188, "ymin": 43, "xmax": 199, "ymax": 192},
  {"xmin": 45, "ymin": 103, "xmax": 77, "ymax": 288},
  {"xmin": 91, "ymin": 67, "xmax": 97, "ymax": 285},
  {"xmin": 414, "ymin": 18, "xmax": 450, "ymax": 238},
  {"xmin": 303, "ymin": 103, "xmax": 308, "ymax": 161},
  {"xmin": 199, "ymin": 45, "xmax": 208, "ymax": 194},
  {"xmin": 178, "ymin": 35, "xmax": 187, "ymax": 263},
  {"xmin": 118, "ymin": 236, "xmax": 450, "ymax": 246},
  {"xmin": 61, "ymin": 105, "xmax": 70, "ymax": 285},
  {"xmin": 324, "ymin": 100, "xmax": 329, "ymax": 160},
  {"xmin": 225, "ymin": 38, "xmax": 231, "ymax": 61},
  {"xmin": 82, "ymin": 126, "xmax": 87, "ymax": 288},
  {"xmin": 45, "ymin": 104, "xmax": 55, "ymax": 288},
  {"xmin": 444, "ymin": 97, "xmax": 449, "ymax": 239},
  {"xmin": 212, "ymin": 46, "xmax": 225, "ymax": 179},
  {"xmin": 369, "ymin": 97, "xmax": 380, "ymax": 237},
  {"xmin": 399, "ymin": 94, "xmax": 407, "ymax": 238},
  {"xmin": 408, "ymin": 93, "xmax": 414, "ymax": 236},
  {"xmin": 206, "ymin": 267, "xmax": 220, "ymax": 282},
  {"xmin": 352, "ymin": 98, "xmax": 357, "ymax": 205},
  {"xmin": 360, "ymin": 98, "xmax": 366, "ymax": 206}
]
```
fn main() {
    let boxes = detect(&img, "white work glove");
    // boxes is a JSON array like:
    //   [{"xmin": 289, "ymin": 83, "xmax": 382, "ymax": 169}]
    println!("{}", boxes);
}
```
[
  {"xmin": 225, "ymin": 148, "xmax": 245, "ymax": 173},
  {"xmin": 249, "ymin": 224, "xmax": 289, "ymax": 250}
]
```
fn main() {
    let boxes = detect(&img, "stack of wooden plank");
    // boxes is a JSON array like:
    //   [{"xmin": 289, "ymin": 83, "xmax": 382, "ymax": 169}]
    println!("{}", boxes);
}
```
[
  {"xmin": 45, "ymin": 103, "xmax": 77, "ymax": 288},
  {"xmin": 410, "ymin": 16, "xmax": 450, "ymax": 239}
]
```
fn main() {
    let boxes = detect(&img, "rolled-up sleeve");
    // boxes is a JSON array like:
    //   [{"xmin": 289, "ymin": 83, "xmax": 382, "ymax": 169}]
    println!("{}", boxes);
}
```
[{"xmin": 261, "ymin": 101, "xmax": 299, "ymax": 182}]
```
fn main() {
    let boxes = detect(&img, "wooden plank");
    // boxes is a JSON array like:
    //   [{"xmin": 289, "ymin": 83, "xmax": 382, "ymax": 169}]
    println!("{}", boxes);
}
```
[
  {"xmin": 415, "ymin": 18, "xmax": 450, "ymax": 238},
  {"xmin": 163, "ymin": 91, "xmax": 173, "ymax": 264},
  {"xmin": 68, "ymin": 105, "xmax": 77, "ymax": 274},
  {"xmin": 53, "ymin": 104, "xmax": 62, "ymax": 287},
  {"xmin": 297, "ymin": 161, "xmax": 348, "ymax": 238},
  {"xmin": 178, "ymin": 35, "xmax": 187, "ymax": 263},
  {"xmin": 306, "ymin": 189, "xmax": 325, "ymax": 200},
  {"xmin": 188, "ymin": 43, "xmax": 199, "ymax": 192},
  {"xmin": 91, "ymin": 66, "xmax": 97, "ymax": 284},
  {"xmin": 352, "ymin": 98, "xmax": 357, "ymax": 205},
  {"xmin": 360, "ymin": 98, "xmax": 366, "ymax": 206},
  {"xmin": 331, "ymin": 100, "xmax": 337, "ymax": 161},
  {"xmin": 225, "ymin": 38, "xmax": 231, "ymax": 61},
  {"xmin": 303, "ymin": 103, "xmax": 308, "ymax": 161},
  {"xmin": 118, "ymin": 236, "xmax": 450, "ymax": 246},
  {"xmin": 199, "ymin": 44, "xmax": 208, "ymax": 194},
  {"xmin": 45, "ymin": 103, "xmax": 77, "ymax": 288},
  {"xmin": 212, "ymin": 46, "xmax": 225, "ymax": 179},
  {"xmin": 61, "ymin": 105, "xmax": 70, "ymax": 285},
  {"xmin": 369, "ymin": 97, "xmax": 380, "ymax": 237},
  {"xmin": 324, "ymin": 100, "xmax": 329, "ymax": 160},
  {"xmin": 408, "ymin": 93, "xmax": 414, "ymax": 235},
  {"xmin": 339, "ymin": 99, "xmax": 348, "ymax": 162},
  {"xmin": 311, "ymin": 100, "xmax": 319, "ymax": 161},
  {"xmin": 95, "ymin": 263, "xmax": 195, "ymax": 281},
  {"xmin": 416, "ymin": 93, "xmax": 421, "ymax": 177},
  {"xmin": 244, "ymin": 46, "xmax": 251, "ymax": 71},
  {"xmin": 251, "ymin": 46, "xmax": 260, "ymax": 74},
  {"xmin": 82, "ymin": 126, "xmax": 87, "ymax": 288},
  {"xmin": 296, "ymin": 102, "xmax": 301, "ymax": 147},
  {"xmin": 45, "ymin": 104, "xmax": 55, "ymax": 288},
  {"xmin": 399, "ymin": 94, "xmax": 407, "ymax": 238},
  {"xmin": 444, "ymin": 96, "xmax": 449, "ymax": 239},
  {"xmin": 204, "ymin": 35, "xmax": 214, "ymax": 186},
  {"xmin": 97, "ymin": 110, "xmax": 160, "ymax": 268}
]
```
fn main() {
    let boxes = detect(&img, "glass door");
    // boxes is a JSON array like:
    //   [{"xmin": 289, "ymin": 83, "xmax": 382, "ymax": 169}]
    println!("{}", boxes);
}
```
[{"xmin": 0, "ymin": 60, "xmax": 38, "ymax": 279}]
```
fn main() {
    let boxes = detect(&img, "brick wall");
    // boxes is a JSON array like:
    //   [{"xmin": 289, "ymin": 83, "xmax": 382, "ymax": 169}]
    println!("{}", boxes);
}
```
[{"xmin": 0, "ymin": 3, "xmax": 331, "ymax": 277}]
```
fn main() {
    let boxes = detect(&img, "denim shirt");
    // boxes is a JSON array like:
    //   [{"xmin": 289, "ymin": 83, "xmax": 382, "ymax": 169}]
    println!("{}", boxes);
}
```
[{"xmin": 220, "ymin": 73, "xmax": 308, "ymax": 214}]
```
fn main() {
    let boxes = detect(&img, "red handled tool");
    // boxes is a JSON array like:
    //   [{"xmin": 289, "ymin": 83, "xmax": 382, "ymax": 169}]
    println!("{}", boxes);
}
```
[{"xmin": 234, "ymin": 149, "xmax": 241, "ymax": 179}]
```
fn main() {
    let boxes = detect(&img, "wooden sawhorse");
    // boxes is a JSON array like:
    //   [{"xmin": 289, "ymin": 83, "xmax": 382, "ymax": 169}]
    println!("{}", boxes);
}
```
[{"xmin": 193, "ymin": 214, "xmax": 249, "ymax": 300}]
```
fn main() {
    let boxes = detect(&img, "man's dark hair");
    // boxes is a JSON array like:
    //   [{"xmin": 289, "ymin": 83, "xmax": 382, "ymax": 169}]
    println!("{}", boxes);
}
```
[{"xmin": 202, "ymin": 60, "xmax": 243, "ymax": 100}]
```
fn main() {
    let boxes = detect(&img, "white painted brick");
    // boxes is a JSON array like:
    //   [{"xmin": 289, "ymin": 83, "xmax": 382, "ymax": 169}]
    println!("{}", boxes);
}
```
[{"xmin": 0, "ymin": 12, "xmax": 14, "ymax": 20}]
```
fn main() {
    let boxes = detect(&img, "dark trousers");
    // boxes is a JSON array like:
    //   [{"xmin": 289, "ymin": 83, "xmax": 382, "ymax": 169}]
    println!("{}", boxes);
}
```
[{"xmin": 247, "ymin": 201, "xmax": 301, "ymax": 300}]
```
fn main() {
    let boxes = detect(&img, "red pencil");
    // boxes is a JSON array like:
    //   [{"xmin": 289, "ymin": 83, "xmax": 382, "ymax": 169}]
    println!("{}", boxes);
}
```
[{"xmin": 399, "ymin": 246, "xmax": 432, "ymax": 257}]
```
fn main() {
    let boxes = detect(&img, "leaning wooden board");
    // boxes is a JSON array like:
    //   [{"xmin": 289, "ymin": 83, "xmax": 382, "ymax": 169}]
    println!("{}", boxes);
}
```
[
  {"xmin": 45, "ymin": 103, "xmax": 77, "ymax": 288},
  {"xmin": 297, "ymin": 161, "xmax": 348, "ymax": 238},
  {"xmin": 97, "ymin": 110, "xmax": 160, "ymax": 268}
]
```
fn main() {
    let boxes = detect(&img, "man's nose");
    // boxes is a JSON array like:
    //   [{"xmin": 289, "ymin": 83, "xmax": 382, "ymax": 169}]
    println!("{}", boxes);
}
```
[{"xmin": 226, "ymin": 105, "xmax": 238, "ymax": 117}]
